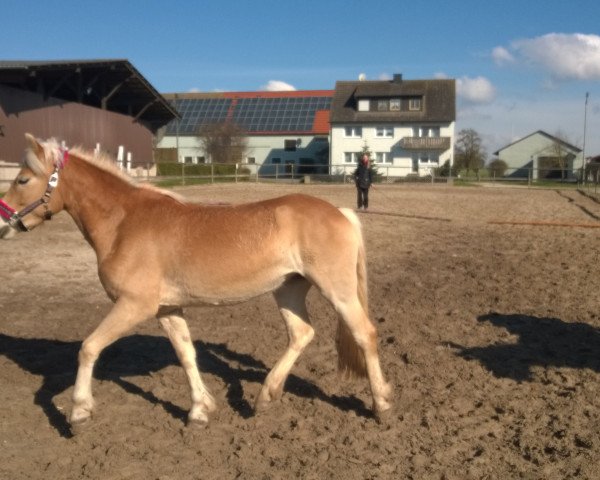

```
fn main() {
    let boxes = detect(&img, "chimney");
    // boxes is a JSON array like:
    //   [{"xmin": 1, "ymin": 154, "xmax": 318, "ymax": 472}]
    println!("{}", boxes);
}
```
[{"xmin": 393, "ymin": 73, "xmax": 403, "ymax": 83}]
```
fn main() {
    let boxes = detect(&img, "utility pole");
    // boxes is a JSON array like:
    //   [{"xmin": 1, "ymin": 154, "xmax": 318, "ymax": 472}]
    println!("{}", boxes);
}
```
[{"xmin": 582, "ymin": 92, "xmax": 589, "ymax": 184}]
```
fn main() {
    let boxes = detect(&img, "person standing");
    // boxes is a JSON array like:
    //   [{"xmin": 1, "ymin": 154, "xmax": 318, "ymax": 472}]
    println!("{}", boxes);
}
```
[{"xmin": 354, "ymin": 154, "xmax": 373, "ymax": 210}]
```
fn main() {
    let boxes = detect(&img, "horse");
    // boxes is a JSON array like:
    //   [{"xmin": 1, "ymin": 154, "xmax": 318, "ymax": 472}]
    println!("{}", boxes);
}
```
[{"xmin": 0, "ymin": 134, "xmax": 392, "ymax": 429}]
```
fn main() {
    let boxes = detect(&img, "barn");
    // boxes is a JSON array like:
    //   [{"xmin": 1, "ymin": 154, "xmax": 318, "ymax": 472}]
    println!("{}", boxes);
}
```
[
  {"xmin": 493, "ymin": 130, "xmax": 583, "ymax": 180},
  {"xmin": 0, "ymin": 59, "xmax": 177, "ymax": 168}
]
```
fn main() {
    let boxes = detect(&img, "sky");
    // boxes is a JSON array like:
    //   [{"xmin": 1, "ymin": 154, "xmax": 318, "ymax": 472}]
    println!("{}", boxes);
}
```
[{"xmin": 1, "ymin": 0, "xmax": 599, "ymax": 158}]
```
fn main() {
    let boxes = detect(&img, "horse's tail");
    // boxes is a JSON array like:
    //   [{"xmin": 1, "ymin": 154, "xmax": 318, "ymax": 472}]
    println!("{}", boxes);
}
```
[{"xmin": 336, "ymin": 208, "xmax": 369, "ymax": 378}]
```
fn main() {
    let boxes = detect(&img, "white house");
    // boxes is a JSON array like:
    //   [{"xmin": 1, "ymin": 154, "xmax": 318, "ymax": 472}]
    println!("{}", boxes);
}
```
[{"xmin": 329, "ymin": 74, "xmax": 456, "ymax": 177}]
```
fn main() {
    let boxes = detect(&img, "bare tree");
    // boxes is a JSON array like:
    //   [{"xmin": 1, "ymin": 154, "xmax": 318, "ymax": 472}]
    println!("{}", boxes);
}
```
[
  {"xmin": 454, "ymin": 129, "xmax": 486, "ymax": 176},
  {"xmin": 197, "ymin": 122, "xmax": 248, "ymax": 164},
  {"xmin": 548, "ymin": 130, "xmax": 572, "ymax": 180}
]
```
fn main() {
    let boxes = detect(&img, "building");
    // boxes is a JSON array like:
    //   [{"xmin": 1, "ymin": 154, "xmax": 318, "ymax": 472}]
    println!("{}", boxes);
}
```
[
  {"xmin": 329, "ymin": 74, "xmax": 456, "ymax": 177},
  {"xmin": 493, "ymin": 130, "xmax": 582, "ymax": 180},
  {"xmin": 156, "ymin": 90, "xmax": 333, "ymax": 175},
  {"xmin": 0, "ymin": 60, "xmax": 178, "ymax": 166}
]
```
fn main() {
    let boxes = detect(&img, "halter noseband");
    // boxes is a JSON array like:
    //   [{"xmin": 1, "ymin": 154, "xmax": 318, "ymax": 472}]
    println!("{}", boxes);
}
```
[{"xmin": 0, "ymin": 147, "xmax": 69, "ymax": 232}]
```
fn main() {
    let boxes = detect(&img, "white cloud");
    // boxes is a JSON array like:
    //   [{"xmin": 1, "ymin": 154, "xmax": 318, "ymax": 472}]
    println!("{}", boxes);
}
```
[
  {"xmin": 456, "ymin": 76, "xmax": 496, "ymax": 104},
  {"xmin": 491, "ymin": 46, "xmax": 514, "ymax": 66},
  {"xmin": 260, "ymin": 80, "xmax": 296, "ymax": 91},
  {"xmin": 501, "ymin": 33, "xmax": 600, "ymax": 81}
]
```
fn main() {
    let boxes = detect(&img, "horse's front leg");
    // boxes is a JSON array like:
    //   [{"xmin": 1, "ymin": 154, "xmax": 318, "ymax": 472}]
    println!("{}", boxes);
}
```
[
  {"xmin": 70, "ymin": 296, "xmax": 157, "ymax": 428},
  {"xmin": 158, "ymin": 308, "xmax": 216, "ymax": 425}
]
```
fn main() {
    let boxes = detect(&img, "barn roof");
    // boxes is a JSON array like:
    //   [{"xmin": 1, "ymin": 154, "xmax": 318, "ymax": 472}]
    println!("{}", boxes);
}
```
[
  {"xmin": 162, "ymin": 90, "xmax": 333, "ymax": 136},
  {"xmin": 493, "ymin": 130, "xmax": 582, "ymax": 156},
  {"xmin": 0, "ymin": 59, "xmax": 178, "ymax": 132}
]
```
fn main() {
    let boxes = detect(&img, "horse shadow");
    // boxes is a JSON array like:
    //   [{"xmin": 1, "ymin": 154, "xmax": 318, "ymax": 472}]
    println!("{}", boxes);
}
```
[
  {"xmin": 451, "ymin": 313, "xmax": 600, "ymax": 381},
  {"xmin": 0, "ymin": 333, "xmax": 371, "ymax": 438}
]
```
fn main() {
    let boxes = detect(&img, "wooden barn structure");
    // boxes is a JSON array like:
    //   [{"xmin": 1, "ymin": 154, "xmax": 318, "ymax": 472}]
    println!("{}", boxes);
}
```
[{"xmin": 0, "ymin": 59, "xmax": 178, "ymax": 166}]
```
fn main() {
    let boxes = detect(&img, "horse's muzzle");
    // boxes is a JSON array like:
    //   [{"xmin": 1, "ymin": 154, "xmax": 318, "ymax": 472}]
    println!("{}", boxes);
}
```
[{"xmin": 0, "ymin": 221, "xmax": 17, "ymax": 239}]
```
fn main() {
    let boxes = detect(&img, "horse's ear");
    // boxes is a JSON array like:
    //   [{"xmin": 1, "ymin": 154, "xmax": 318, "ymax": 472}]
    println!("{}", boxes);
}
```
[{"xmin": 24, "ymin": 133, "xmax": 44, "ymax": 159}]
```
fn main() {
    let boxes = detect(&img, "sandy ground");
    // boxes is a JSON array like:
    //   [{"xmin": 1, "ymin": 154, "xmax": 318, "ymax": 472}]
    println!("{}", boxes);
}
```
[{"xmin": 1, "ymin": 182, "xmax": 599, "ymax": 479}]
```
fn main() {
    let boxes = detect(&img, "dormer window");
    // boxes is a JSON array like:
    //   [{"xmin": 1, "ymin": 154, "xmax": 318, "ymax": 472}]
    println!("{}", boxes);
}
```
[
  {"xmin": 389, "ymin": 99, "xmax": 401, "ymax": 111},
  {"xmin": 409, "ymin": 98, "xmax": 422, "ymax": 111},
  {"xmin": 358, "ymin": 99, "xmax": 370, "ymax": 111},
  {"xmin": 377, "ymin": 100, "xmax": 388, "ymax": 111}
]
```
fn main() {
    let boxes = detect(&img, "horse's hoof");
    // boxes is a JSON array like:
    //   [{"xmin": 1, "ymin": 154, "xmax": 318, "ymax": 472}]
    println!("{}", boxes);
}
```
[
  {"xmin": 374, "ymin": 404, "xmax": 393, "ymax": 426},
  {"xmin": 254, "ymin": 396, "xmax": 273, "ymax": 414},
  {"xmin": 187, "ymin": 417, "xmax": 209, "ymax": 428},
  {"xmin": 70, "ymin": 416, "xmax": 92, "ymax": 435}
]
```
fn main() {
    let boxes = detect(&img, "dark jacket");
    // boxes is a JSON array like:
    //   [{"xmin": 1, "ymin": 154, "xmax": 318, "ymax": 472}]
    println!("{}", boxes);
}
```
[{"xmin": 354, "ymin": 163, "xmax": 373, "ymax": 189}]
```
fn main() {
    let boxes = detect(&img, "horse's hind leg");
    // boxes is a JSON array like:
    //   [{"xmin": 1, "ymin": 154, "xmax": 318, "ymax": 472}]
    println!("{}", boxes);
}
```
[
  {"xmin": 336, "ymin": 298, "xmax": 392, "ymax": 417},
  {"xmin": 158, "ymin": 308, "xmax": 216, "ymax": 425},
  {"xmin": 255, "ymin": 276, "xmax": 314, "ymax": 412}
]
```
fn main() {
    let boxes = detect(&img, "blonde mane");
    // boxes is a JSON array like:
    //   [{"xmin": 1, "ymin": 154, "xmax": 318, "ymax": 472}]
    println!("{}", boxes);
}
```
[{"xmin": 27, "ymin": 137, "xmax": 184, "ymax": 203}]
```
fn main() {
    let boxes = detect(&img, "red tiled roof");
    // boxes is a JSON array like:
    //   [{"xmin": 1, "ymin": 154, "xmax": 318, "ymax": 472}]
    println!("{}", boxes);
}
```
[{"xmin": 312, "ymin": 110, "xmax": 330, "ymax": 135}]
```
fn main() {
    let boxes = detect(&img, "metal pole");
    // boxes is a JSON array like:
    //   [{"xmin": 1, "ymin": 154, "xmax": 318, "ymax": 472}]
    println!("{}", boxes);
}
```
[{"xmin": 582, "ymin": 92, "xmax": 589, "ymax": 184}]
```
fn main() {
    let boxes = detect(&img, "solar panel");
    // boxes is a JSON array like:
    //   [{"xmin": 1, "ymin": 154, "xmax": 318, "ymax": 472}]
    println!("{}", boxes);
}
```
[
  {"xmin": 165, "ymin": 95, "xmax": 331, "ymax": 135},
  {"xmin": 165, "ymin": 98, "xmax": 232, "ymax": 135}
]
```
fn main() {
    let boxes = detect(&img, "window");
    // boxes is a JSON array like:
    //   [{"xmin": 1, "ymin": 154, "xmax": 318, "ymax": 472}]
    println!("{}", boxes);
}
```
[
  {"xmin": 272, "ymin": 157, "xmax": 281, "ymax": 164},
  {"xmin": 409, "ymin": 98, "xmax": 422, "ymax": 111},
  {"xmin": 413, "ymin": 126, "xmax": 440, "ymax": 137},
  {"xmin": 246, "ymin": 157, "xmax": 256, "ymax": 164},
  {"xmin": 375, "ymin": 126, "xmax": 394, "ymax": 138},
  {"xmin": 377, "ymin": 100, "xmax": 388, "ymax": 111},
  {"xmin": 413, "ymin": 152, "xmax": 440, "ymax": 164},
  {"xmin": 284, "ymin": 139, "xmax": 297, "ymax": 151},
  {"xmin": 358, "ymin": 99, "xmax": 370, "ymax": 111},
  {"xmin": 389, "ymin": 99, "xmax": 401, "ymax": 111},
  {"xmin": 344, "ymin": 152, "xmax": 360, "ymax": 164},
  {"xmin": 375, "ymin": 152, "xmax": 392, "ymax": 164},
  {"xmin": 184, "ymin": 156, "xmax": 194, "ymax": 164},
  {"xmin": 197, "ymin": 156, "xmax": 206, "ymax": 164},
  {"xmin": 344, "ymin": 126, "xmax": 362, "ymax": 138}
]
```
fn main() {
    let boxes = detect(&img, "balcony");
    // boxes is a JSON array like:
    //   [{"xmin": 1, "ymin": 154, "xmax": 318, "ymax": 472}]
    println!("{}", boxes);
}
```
[{"xmin": 400, "ymin": 136, "xmax": 451, "ymax": 150}]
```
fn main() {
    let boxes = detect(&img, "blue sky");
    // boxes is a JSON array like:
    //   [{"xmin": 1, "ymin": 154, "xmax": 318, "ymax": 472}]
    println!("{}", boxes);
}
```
[{"xmin": 1, "ymin": 0, "xmax": 599, "ymax": 157}]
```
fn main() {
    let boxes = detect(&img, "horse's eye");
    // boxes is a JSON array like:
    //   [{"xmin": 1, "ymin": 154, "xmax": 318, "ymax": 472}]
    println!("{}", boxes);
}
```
[{"xmin": 16, "ymin": 177, "xmax": 30, "ymax": 186}]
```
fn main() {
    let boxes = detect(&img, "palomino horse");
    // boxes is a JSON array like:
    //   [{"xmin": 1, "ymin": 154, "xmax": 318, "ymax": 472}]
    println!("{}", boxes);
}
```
[{"xmin": 0, "ymin": 134, "xmax": 392, "ymax": 428}]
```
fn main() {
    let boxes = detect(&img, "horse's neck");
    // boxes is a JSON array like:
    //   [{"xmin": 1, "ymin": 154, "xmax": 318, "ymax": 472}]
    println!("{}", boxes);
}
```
[{"xmin": 60, "ymin": 156, "xmax": 133, "ymax": 258}]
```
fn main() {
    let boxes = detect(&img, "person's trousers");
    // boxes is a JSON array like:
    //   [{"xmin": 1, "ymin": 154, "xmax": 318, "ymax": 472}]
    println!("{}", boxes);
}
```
[{"xmin": 357, "ymin": 187, "xmax": 369, "ymax": 209}]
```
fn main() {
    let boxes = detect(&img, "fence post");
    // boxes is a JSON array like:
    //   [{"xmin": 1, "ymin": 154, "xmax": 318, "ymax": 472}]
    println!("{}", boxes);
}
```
[
  {"xmin": 235, "ymin": 163, "xmax": 238, "ymax": 183},
  {"xmin": 211, "ymin": 164, "xmax": 214, "ymax": 184},
  {"xmin": 528, "ymin": 168, "xmax": 531, "ymax": 187},
  {"xmin": 275, "ymin": 164, "xmax": 279, "ymax": 181},
  {"xmin": 181, "ymin": 163, "xmax": 185, "ymax": 186}
]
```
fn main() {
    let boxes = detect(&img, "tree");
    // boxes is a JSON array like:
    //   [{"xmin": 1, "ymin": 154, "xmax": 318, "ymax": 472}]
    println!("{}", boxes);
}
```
[
  {"xmin": 548, "ymin": 130, "xmax": 572, "ymax": 180},
  {"xmin": 454, "ymin": 129, "xmax": 486, "ymax": 176},
  {"xmin": 197, "ymin": 122, "xmax": 248, "ymax": 164},
  {"xmin": 488, "ymin": 158, "xmax": 508, "ymax": 177},
  {"xmin": 359, "ymin": 141, "xmax": 381, "ymax": 181}
]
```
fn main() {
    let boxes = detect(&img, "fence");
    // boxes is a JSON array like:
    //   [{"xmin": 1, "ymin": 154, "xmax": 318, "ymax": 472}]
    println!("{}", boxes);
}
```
[{"xmin": 2, "ymin": 162, "xmax": 599, "ymax": 193}]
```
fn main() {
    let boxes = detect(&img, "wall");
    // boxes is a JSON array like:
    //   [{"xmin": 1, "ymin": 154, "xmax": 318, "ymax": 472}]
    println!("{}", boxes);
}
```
[
  {"xmin": 498, "ymin": 133, "xmax": 582, "ymax": 179},
  {"xmin": 331, "ymin": 122, "xmax": 455, "ymax": 177},
  {"xmin": 0, "ymin": 85, "xmax": 154, "ymax": 165},
  {"xmin": 157, "ymin": 133, "xmax": 329, "ymax": 174}
]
